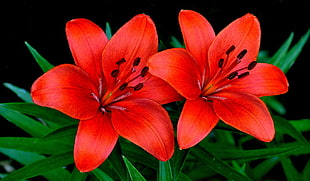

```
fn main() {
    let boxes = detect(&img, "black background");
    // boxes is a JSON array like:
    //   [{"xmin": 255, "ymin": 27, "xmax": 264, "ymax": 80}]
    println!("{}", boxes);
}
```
[{"xmin": 2, "ymin": 0, "xmax": 310, "ymax": 123}]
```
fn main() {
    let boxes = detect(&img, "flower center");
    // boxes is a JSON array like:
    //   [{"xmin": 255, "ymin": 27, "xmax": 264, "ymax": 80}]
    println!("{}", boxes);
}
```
[
  {"xmin": 202, "ymin": 45, "xmax": 257, "ymax": 99},
  {"xmin": 100, "ymin": 57, "xmax": 149, "ymax": 112}
]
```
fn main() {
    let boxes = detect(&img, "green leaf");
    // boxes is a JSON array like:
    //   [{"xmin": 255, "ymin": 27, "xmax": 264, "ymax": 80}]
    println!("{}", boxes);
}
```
[
  {"xmin": 69, "ymin": 168, "xmax": 88, "ymax": 181},
  {"xmin": 0, "ymin": 105, "xmax": 49, "ymax": 137},
  {"xmin": 3, "ymin": 83, "xmax": 32, "ymax": 103},
  {"xmin": 0, "ymin": 103, "xmax": 76, "ymax": 128},
  {"xmin": 122, "ymin": 155, "xmax": 147, "ymax": 181},
  {"xmin": 266, "ymin": 29, "xmax": 310, "ymax": 73},
  {"xmin": 25, "ymin": 41, "xmax": 54, "ymax": 72},
  {"xmin": 302, "ymin": 159, "xmax": 310, "ymax": 181},
  {"xmin": 92, "ymin": 168, "xmax": 114, "ymax": 181},
  {"xmin": 1, "ymin": 152, "xmax": 73, "ymax": 181},
  {"xmin": 274, "ymin": 115, "xmax": 307, "ymax": 143},
  {"xmin": 0, "ymin": 148, "xmax": 71, "ymax": 181},
  {"xmin": 170, "ymin": 36, "xmax": 185, "ymax": 48},
  {"xmin": 268, "ymin": 32, "xmax": 294, "ymax": 67},
  {"xmin": 281, "ymin": 157, "xmax": 302, "ymax": 181},
  {"xmin": 41, "ymin": 124, "xmax": 76, "ymax": 143},
  {"xmin": 205, "ymin": 144, "xmax": 303, "ymax": 162},
  {"xmin": 170, "ymin": 149, "xmax": 190, "ymax": 181},
  {"xmin": 120, "ymin": 139, "xmax": 158, "ymax": 169},
  {"xmin": 105, "ymin": 22, "xmax": 112, "ymax": 40},
  {"xmin": 158, "ymin": 160, "xmax": 173, "ymax": 181},
  {"xmin": 192, "ymin": 146, "xmax": 253, "ymax": 181},
  {"xmin": 290, "ymin": 119, "xmax": 310, "ymax": 132},
  {"xmin": 251, "ymin": 157, "xmax": 280, "ymax": 180},
  {"xmin": 261, "ymin": 96, "xmax": 286, "ymax": 115},
  {"xmin": 107, "ymin": 141, "xmax": 129, "ymax": 181},
  {"xmin": 0, "ymin": 137, "xmax": 73, "ymax": 155},
  {"xmin": 281, "ymin": 28, "xmax": 310, "ymax": 73}
]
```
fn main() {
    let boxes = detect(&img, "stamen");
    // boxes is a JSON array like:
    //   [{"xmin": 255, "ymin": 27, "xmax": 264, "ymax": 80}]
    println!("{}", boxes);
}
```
[
  {"xmin": 119, "ymin": 82, "xmax": 128, "ymax": 91},
  {"xmin": 111, "ymin": 70, "xmax": 119, "ymax": 77},
  {"xmin": 237, "ymin": 49, "xmax": 248, "ymax": 59},
  {"xmin": 247, "ymin": 61, "xmax": 257, "ymax": 70},
  {"xmin": 226, "ymin": 45, "xmax": 236, "ymax": 55},
  {"xmin": 238, "ymin": 72, "xmax": 250, "ymax": 79},
  {"xmin": 141, "ymin": 67, "xmax": 149, "ymax": 77},
  {"xmin": 134, "ymin": 83, "xmax": 144, "ymax": 91},
  {"xmin": 218, "ymin": 59, "xmax": 224, "ymax": 68},
  {"xmin": 113, "ymin": 92, "xmax": 133, "ymax": 102},
  {"xmin": 228, "ymin": 71, "xmax": 238, "ymax": 80},
  {"xmin": 133, "ymin": 57, "xmax": 141, "ymax": 66},
  {"xmin": 116, "ymin": 58, "xmax": 126, "ymax": 65}
]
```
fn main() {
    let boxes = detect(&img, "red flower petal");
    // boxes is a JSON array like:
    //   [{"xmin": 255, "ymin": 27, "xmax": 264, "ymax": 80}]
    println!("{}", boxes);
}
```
[
  {"xmin": 179, "ymin": 10, "xmax": 215, "ymax": 76},
  {"xmin": 74, "ymin": 113, "xmax": 119, "ymax": 172},
  {"xmin": 130, "ymin": 75, "xmax": 183, "ymax": 104},
  {"xmin": 111, "ymin": 98, "xmax": 174, "ymax": 161},
  {"xmin": 213, "ymin": 92, "xmax": 275, "ymax": 142},
  {"xmin": 66, "ymin": 18, "xmax": 108, "ymax": 82},
  {"xmin": 148, "ymin": 48, "xmax": 202, "ymax": 100},
  {"xmin": 208, "ymin": 14, "xmax": 261, "ymax": 78},
  {"xmin": 31, "ymin": 64, "xmax": 100, "ymax": 120},
  {"xmin": 177, "ymin": 98, "xmax": 219, "ymax": 149},
  {"xmin": 102, "ymin": 14, "xmax": 158, "ymax": 88},
  {"xmin": 226, "ymin": 63, "xmax": 289, "ymax": 97}
]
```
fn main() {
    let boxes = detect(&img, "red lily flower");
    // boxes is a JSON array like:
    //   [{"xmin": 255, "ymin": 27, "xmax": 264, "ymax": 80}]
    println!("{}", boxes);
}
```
[
  {"xmin": 31, "ymin": 14, "xmax": 180, "ymax": 172},
  {"xmin": 148, "ymin": 10, "xmax": 288, "ymax": 149}
]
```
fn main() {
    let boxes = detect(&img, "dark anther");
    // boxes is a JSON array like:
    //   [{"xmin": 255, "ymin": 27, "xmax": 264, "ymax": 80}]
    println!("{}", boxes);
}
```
[
  {"xmin": 237, "ymin": 49, "xmax": 248, "ymax": 59},
  {"xmin": 133, "ymin": 57, "xmax": 141, "ymax": 66},
  {"xmin": 133, "ymin": 83, "xmax": 144, "ymax": 91},
  {"xmin": 111, "ymin": 70, "xmax": 119, "ymax": 77},
  {"xmin": 228, "ymin": 71, "xmax": 238, "ymax": 80},
  {"xmin": 238, "ymin": 72, "xmax": 250, "ymax": 79},
  {"xmin": 141, "ymin": 67, "xmax": 149, "ymax": 77},
  {"xmin": 119, "ymin": 82, "xmax": 128, "ymax": 91},
  {"xmin": 247, "ymin": 61, "xmax": 257, "ymax": 70},
  {"xmin": 116, "ymin": 58, "xmax": 126, "ymax": 65},
  {"xmin": 226, "ymin": 45, "xmax": 236, "ymax": 55},
  {"xmin": 218, "ymin": 59, "xmax": 224, "ymax": 68}
]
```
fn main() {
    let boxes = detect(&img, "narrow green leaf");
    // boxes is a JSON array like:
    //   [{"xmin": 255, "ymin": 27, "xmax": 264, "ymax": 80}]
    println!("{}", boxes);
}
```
[
  {"xmin": 107, "ymin": 141, "xmax": 129, "ymax": 181},
  {"xmin": 205, "ymin": 144, "xmax": 303, "ymax": 162},
  {"xmin": 41, "ymin": 124, "xmax": 76, "ymax": 143},
  {"xmin": 0, "ymin": 103, "xmax": 76, "ymax": 128},
  {"xmin": 25, "ymin": 41, "xmax": 54, "ymax": 72},
  {"xmin": 105, "ymin": 22, "xmax": 112, "ymax": 40},
  {"xmin": 252, "ymin": 157, "xmax": 280, "ymax": 180},
  {"xmin": 0, "ymin": 148, "xmax": 71, "ymax": 181},
  {"xmin": 192, "ymin": 146, "xmax": 253, "ymax": 181},
  {"xmin": 274, "ymin": 115, "xmax": 307, "ymax": 143},
  {"xmin": 0, "ymin": 137, "xmax": 72, "ymax": 155},
  {"xmin": 281, "ymin": 28, "xmax": 310, "ymax": 73},
  {"xmin": 268, "ymin": 32, "xmax": 294, "ymax": 66},
  {"xmin": 1, "ymin": 152, "xmax": 73, "ymax": 181},
  {"xmin": 158, "ymin": 160, "xmax": 173, "ymax": 181},
  {"xmin": 92, "ymin": 168, "xmax": 114, "ymax": 181},
  {"xmin": 261, "ymin": 96, "xmax": 286, "ymax": 115},
  {"xmin": 69, "ymin": 168, "xmax": 88, "ymax": 181},
  {"xmin": 281, "ymin": 157, "xmax": 302, "ymax": 181},
  {"xmin": 3, "ymin": 83, "xmax": 32, "ymax": 102},
  {"xmin": 0, "ymin": 106, "xmax": 49, "ymax": 137},
  {"xmin": 120, "ymin": 139, "xmax": 158, "ymax": 169},
  {"xmin": 171, "ymin": 149, "xmax": 190, "ymax": 181},
  {"xmin": 170, "ymin": 36, "xmax": 185, "ymax": 48},
  {"xmin": 290, "ymin": 119, "xmax": 310, "ymax": 132},
  {"xmin": 302, "ymin": 159, "xmax": 310, "ymax": 181},
  {"xmin": 122, "ymin": 156, "xmax": 147, "ymax": 181}
]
